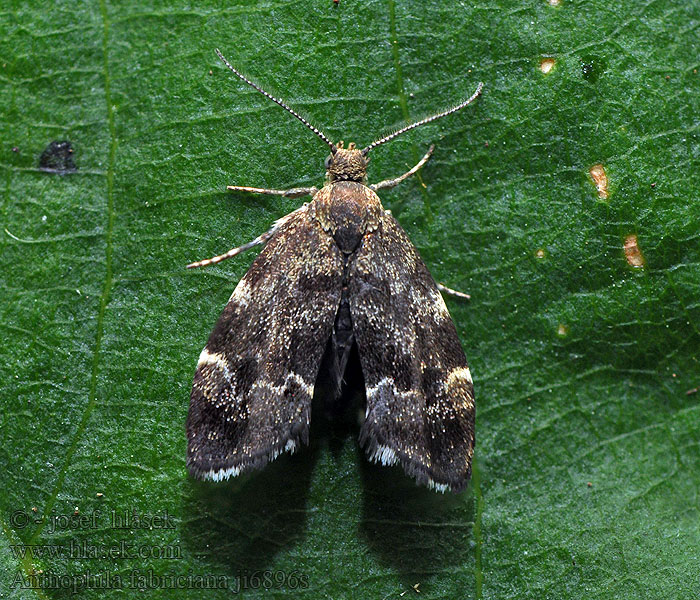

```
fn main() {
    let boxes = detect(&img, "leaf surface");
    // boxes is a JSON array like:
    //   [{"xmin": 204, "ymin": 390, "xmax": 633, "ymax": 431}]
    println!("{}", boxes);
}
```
[{"xmin": 1, "ymin": 1, "xmax": 699, "ymax": 598}]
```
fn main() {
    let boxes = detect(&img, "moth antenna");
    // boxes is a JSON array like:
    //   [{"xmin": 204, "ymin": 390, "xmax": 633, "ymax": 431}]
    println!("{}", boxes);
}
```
[
  {"xmin": 215, "ymin": 49, "xmax": 337, "ymax": 153},
  {"xmin": 362, "ymin": 82, "xmax": 484, "ymax": 155}
]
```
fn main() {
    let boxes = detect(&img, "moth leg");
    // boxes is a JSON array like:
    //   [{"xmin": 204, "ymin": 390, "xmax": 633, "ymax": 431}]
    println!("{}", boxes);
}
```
[
  {"xmin": 437, "ymin": 282, "xmax": 471, "ymax": 300},
  {"xmin": 187, "ymin": 205, "xmax": 308, "ymax": 269},
  {"xmin": 370, "ymin": 144, "xmax": 435, "ymax": 191},
  {"xmin": 227, "ymin": 185, "xmax": 318, "ymax": 199},
  {"xmin": 187, "ymin": 230, "xmax": 273, "ymax": 269}
]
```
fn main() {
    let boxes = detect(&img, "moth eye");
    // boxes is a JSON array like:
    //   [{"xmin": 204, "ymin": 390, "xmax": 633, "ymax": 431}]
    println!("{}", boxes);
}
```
[{"xmin": 324, "ymin": 155, "xmax": 332, "ymax": 169}]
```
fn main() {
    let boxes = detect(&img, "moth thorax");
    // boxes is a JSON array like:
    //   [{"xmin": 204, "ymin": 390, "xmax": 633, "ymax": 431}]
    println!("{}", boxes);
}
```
[
  {"xmin": 316, "ymin": 181, "xmax": 380, "ymax": 253},
  {"xmin": 327, "ymin": 143, "xmax": 368, "ymax": 183}
]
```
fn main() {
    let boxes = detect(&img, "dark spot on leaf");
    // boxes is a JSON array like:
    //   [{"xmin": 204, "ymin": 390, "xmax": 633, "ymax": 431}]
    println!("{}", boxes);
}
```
[{"xmin": 39, "ymin": 140, "xmax": 77, "ymax": 174}]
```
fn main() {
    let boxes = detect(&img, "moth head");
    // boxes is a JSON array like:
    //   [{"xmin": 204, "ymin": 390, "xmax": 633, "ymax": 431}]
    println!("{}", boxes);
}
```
[{"xmin": 325, "ymin": 141, "xmax": 369, "ymax": 183}]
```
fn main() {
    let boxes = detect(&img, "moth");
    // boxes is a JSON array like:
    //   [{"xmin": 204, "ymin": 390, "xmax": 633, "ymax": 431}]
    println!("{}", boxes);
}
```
[{"xmin": 186, "ymin": 49, "xmax": 482, "ymax": 492}]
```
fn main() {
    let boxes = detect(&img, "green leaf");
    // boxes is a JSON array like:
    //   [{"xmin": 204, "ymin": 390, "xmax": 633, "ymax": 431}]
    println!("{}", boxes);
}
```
[{"xmin": 1, "ymin": 1, "xmax": 699, "ymax": 598}]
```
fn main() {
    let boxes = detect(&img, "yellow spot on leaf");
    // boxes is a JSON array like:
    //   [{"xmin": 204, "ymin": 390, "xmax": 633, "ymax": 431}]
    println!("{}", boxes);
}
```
[
  {"xmin": 535, "ymin": 248, "xmax": 546, "ymax": 259},
  {"xmin": 624, "ymin": 234, "xmax": 645, "ymax": 268},
  {"xmin": 540, "ymin": 58, "xmax": 556, "ymax": 74},
  {"xmin": 589, "ymin": 164, "xmax": 608, "ymax": 199}
]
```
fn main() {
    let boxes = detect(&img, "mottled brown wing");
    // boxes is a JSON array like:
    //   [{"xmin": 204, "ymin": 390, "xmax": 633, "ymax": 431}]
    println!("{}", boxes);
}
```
[
  {"xmin": 348, "ymin": 212, "xmax": 475, "ymax": 492},
  {"xmin": 187, "ymin": 207, "xmax": 345, "ymax": 480}
]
